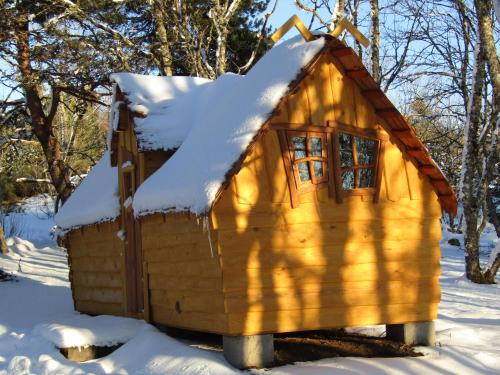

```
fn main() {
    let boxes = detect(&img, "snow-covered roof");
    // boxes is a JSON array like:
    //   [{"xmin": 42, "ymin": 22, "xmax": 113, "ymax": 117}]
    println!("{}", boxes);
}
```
[
  {"xmin": 132, "ymin": 36, "xmax": 326, "ymax": 215},
  {"xmin": 54, "ymin": 152, "xmax": 120, "ymax": 231},
  {"xmin": 110, "ymin": 73, "xmax": 211, "ymax": 151}
]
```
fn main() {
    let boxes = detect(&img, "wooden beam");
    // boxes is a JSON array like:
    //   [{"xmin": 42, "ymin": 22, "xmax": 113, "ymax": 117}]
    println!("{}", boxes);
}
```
[
  {"xmin": 331, "ymin": 47, "xmax": 355, "ymax": 57},
  {"xmin": 271, "ymin": 15, "xmax": 314, "ymax": 43},
  {"xmin": 361, "ymin": 89, "xmax": 382, "ymax": 100},
  {"xmin": 277, "ymin": 130, "xmax": 300, "ymax": 208},
  {"xmin": 406, "ymin": 148, "xmax": 426, "ymax": 158},
  {"xmin": 418, "ymin": 165, "xmax": 436, "ymax": 174},
  {"xmin": 345, "ymin": 69, "xmax": 369, "ymax": 79},
  {"xmin": 376, "ymin": 108, "xmax": 400, "ymax": 117},
  {"xmin": 391, "ymin": 129, "xmax": 411, "ymax": 134},
  {"xmin": 330, "ymin": 18, "xmax": 370, "ymax": 48}
]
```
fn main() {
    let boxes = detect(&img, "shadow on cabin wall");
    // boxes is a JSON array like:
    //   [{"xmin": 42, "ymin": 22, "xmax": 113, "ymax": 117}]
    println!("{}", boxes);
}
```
[{"xmin": 213, "ymin": 52, "xmax": 441, "ymax": 339}]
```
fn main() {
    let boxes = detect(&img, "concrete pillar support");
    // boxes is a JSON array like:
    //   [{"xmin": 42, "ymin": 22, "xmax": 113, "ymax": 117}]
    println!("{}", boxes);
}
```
[
  {"xmin": 223, "ymin": 334, "xmax": 274, "ymax": 369},
  {"xmin": 386, "ymin": 321, "xmax": 436, "ymax": 346}
]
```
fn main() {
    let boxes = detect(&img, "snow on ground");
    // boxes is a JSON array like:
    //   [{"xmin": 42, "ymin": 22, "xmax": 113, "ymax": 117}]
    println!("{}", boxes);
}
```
[{"xmin": 0, "ymin": 199, "xmax": 499, "ymax": 374}]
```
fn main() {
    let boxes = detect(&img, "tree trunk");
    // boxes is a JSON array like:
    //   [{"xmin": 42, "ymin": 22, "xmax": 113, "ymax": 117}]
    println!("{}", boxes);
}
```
[
  {"xmin": 333, "ymin": 0, "xmax": 345, "ymax": 24},
  {"xmin": 14, "ymin": 8, "xmax": 73, "ymax": 205},
  {"xmin": 216, "ymin": 31, "xmax": 228, "ymax": 76},
  {"xmin": 370, "ymin": 0, "xmax": 381, "ymax": 84},
  {"xmin": 353, "ymin": 0, "xmax": 363, "ymax": 58},
  {"xmin": 461, "ymin": 0, "xmax": 499, "ymax": 284},
  {"xmin": 0, "ymin": 227, "xmax": 7, "ymax": 254},
  {"xmin": 150, "ymin": 0, "xmax": 174, "ymax": 76},
  {"xmin": 461, "ymin": 30, "xmax": 486, "ymax": 282},
  {"xmin": 486, "ymin": 189, "xmax": 500, "ymax": 237},
  {"xmin": 475, "ymin": 0, "xmax": 500, "ymax": 106}
]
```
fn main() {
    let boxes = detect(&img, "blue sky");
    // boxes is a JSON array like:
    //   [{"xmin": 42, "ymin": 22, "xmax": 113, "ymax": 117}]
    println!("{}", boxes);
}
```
[{"xmin": 268, "ymin": 0, "xmax": 331, "ymax": 34}]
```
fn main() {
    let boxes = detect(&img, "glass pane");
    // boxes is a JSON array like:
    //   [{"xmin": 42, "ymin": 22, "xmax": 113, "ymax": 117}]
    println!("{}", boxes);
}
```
[
  {"xmin": 313, "ymin": 161, "xmax": 323, "ymax": 178},
  {"xmin": 291, "ymin": 136, "xmax": 307, "ymax": 159},
  {"xmin": 339, "ymin": 133, "xmax": 354, "ymax": 167},
  {"xmin": 310, "ymin": 137, "xmax": 322, "ymax": 157},
  {"xmin": 342, "ymin": 170, "xmax": 355, "ymax": 190},
  {"xmin": 297, "ymin": 162, "xmax": 311, "ymax": 182},
  {"xmin": 359, "ymin": 168, "xmax": 375, "ymax": 188},
  {"xmin": 355, "ymin": 137, "xmax": 377, "ymax": 165}
]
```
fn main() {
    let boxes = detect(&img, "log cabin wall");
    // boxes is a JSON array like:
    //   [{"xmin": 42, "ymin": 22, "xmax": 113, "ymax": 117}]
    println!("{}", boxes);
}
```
[
  {"xmin": 67, "ymin": 220, "xmax": 126, "ymax": 316},
  {"xmin": 140, "ymin": 213, "xmax": 228, "ymax": 333},
  {"xmin": 211, "ymin": 53, "xmax": 442, "ymax": 336}
]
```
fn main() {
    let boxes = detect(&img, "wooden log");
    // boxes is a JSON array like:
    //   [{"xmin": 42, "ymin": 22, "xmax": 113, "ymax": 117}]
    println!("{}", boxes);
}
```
[
  {"xmin": 217, "ymin": 219, "xmax": 442, "ymax": 250},
  {"xmin": 226, "ymin": 303, "xmax": 439, "ymax": 335},
  {"xmin": 213, "ymin": 198, "xmax": 442, "ymax": 230},
  {"xmin": 143, "ymin": 243, "xmax": 215, "ymax": 263},
  {"xmin": 222, "ymin": 260, "xmax": 441, "ymax": 291},
  {"xmin": 224, "ymin": 278, "xmax": 440, "ymax": 313},
  {"xmin": 147, "ymin": 259, "xmax": 222, "ymax": 278},
  {"xmin": 73, "ymin": 286, "xmax": 123, "ymax": 304},
  {"xmin": 149, "ymin": 305, "xmax": 228, "ymax": 334},
  {"xmin": 219, "ymin": 239, "xmax": 440, "ymax": 269},
  {"xmin": 148, "ymin": 274, "xmax": 223, "ymax": 292},
  {"xmin": 71, "ymin": 271, "xmax": 123, "ymax": 288},
  {"xmin": 149, "ymin": 290, "xmax": 225, "ymax": 313},
  {"xmin": 70, "ymin": 257, "xmax": 122, "ymax": 273},
  {"xmin": 75, "ymin": 300, "xmax": 124, "ymax": 316}
]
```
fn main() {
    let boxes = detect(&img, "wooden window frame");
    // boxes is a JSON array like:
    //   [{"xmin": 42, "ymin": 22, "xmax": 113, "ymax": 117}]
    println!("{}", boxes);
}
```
[
  {"xmin": 278, "ymin": 129, "xmax": 330, "ymax": 208},
  {"xmin": 332, "ymin": 123, "xmax": 386, "ymax": 203},
  {"xmin": 274, "ymin": 121, "xmax": 386, "ymax": 207},
  {"xmin": 286, "ymin": 131, "xmax": 329, "ymax": 191}
]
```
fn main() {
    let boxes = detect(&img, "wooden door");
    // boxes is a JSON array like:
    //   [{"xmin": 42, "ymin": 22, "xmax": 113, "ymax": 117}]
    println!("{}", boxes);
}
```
[{"xmin": 122, "ymin": 169, "xmax": 144, "ymax": 313}]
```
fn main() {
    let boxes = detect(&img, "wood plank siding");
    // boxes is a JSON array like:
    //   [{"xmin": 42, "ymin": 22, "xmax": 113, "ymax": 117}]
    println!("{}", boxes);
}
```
[
  {"xmin": 211, "ymin": 52, "xmax": 442, "ymax": 335},
  {"xmin": 67, "ymin": 220, "xmax": 126, "ymax": 316},
  {"xmin": 140, "ymin": 213, "xmax": 227, "ymax": 333}
]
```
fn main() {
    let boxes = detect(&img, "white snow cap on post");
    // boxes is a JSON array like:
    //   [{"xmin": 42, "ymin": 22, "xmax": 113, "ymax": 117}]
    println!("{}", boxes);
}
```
[
  {"xmin": 133, "ymin": 35, "xmax": 326, "ymax": 216},
  {"xmin": 54, "ymin": 152, "xmax": 120, "ymax": 231}
]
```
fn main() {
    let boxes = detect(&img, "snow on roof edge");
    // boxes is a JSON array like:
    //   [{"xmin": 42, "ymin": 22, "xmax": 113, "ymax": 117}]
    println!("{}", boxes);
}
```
[
  {"xmin": 109, "ymin": 73, "xmax": 212, "ymax": 152},
  {"xmin": 133, "ymin": 36, "xmax": 327, "ymax": 216},
  {"xmin": 54, "ymin": 152, "xmax": 120, "ymax": 232}
]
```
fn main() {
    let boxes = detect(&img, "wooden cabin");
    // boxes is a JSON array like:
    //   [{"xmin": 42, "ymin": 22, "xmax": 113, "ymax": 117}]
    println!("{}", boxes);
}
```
[{"xmin": 56, "ymin": 21, "xmax": 457, "ymax": 369}]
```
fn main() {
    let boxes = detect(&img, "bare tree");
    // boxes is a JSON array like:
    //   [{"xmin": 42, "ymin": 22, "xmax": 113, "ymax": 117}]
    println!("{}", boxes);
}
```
[
  {"xmin": 459, "ymin": 0, "xmax": 499, "ymax": 284},
  {"xmin": 369, "ymin": 0, "xmax": 381, "ymax": 83},
  {"xmin": 149, "ymin": 0, "xmax": 174, "ymax": 76},
  {"xmin": 0, "ymin": 0, "xmax": 147, "ymax": 206}
]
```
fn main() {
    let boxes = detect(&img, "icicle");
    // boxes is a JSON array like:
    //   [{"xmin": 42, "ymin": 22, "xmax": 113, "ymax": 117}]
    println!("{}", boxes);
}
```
[{"xmin": 203, "ymin": 216, "xmax": 215, "ymax": 258}]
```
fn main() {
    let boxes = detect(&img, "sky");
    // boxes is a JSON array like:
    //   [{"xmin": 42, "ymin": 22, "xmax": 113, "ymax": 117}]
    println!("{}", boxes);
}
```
[{"xmin": 269, "ymin": 0, "xmax": 332, "ymax": 35}]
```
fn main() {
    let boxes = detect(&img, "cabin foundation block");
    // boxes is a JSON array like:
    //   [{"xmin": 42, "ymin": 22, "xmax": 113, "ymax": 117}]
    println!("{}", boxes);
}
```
[
  {"xmin": 386, "ymin": 321, "xmax": 435, "ymax": 346},
  {"xmin": 223, "ymin": 334, "xmax": 274, "ymax": 369}
]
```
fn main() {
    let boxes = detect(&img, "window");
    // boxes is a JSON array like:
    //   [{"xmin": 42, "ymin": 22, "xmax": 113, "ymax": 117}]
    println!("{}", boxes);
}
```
[
  {"xmin": 338, "ymin": 132, "xmax": 379, "ymax": 190},
  {"xmin": 286, "ymin": 131, "xmax": 328, "ymax": 191},
  {"xmin": 275, "ymin": 123, "xmax": 386, "ymax": 207}
]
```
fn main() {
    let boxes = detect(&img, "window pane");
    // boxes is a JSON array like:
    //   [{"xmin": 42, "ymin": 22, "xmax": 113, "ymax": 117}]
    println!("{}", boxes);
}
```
[
  {"xmin": 339, "ymin": 133, "xmax": 354, "ymax": 167},
  {"xmin": 313, "ymin": 161, "xmax": 323, "ymax": 177},
  {"xmin": 342, "ymin": 170, "xmax": 355, "ymax": 190},
  {"xmin": 355, "ymin": 137, "xmax": 377, "ymax": 165},
  {"xmin": 291, "ymin": 136, "xmax": 307, "ymax": 159},
  {"xmin": 359, "ymin": 168, "xmax": 375, "ymax": 188},
  {"xmin": 310, "ymin": 137, "xmax": 322, "ymax": 157},
  {"xmin": 297, "ymin": 162, "xmax": 311, "ymax": 182}
]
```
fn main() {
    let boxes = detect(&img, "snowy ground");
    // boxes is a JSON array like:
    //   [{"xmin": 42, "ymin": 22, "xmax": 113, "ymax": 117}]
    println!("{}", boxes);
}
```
[{"xmin": 0, "ymin": 199, "xmax": 499, "ymax": 374}]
